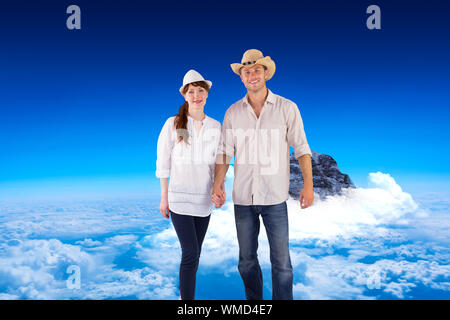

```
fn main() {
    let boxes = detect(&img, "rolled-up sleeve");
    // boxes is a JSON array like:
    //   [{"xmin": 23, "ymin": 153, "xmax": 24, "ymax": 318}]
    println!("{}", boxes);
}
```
[
  {"xmin": 286, "ymin": 102, "xmax": 312, "ymax": 159},
  {"xmin": 217, "ymin": 109, "xmax": 235, "ymax": 159},
  {"xmin": 156, "ymin": 117, "xmax": 175, "ymax": 178}
]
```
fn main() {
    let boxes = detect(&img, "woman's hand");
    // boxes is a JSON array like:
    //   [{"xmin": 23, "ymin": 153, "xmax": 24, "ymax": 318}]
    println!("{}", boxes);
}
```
[
  {"xmin": 160, "ymin": 193, "xmax": 170, "ymax": 218},
  {"xmin": 212, "ymin": 181, "xmax": 226, "ymax": 208}
]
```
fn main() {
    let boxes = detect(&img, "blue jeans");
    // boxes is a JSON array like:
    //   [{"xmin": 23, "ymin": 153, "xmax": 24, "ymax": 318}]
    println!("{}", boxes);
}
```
[
  {"xmin": 170, "ymin": 210, "xmax": 210, "ymax": 300},
  {"xmin": 234, "ymin": 201, "xmax": 293, "ymax": 300}
]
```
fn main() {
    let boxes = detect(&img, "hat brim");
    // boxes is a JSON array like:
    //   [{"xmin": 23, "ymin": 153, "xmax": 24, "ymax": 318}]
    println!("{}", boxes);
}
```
[
  {"xmin": 179, "ymin": 80, "xmax": 212, "ymax": 94},
  {"xmin": 230, "ymin": 56, "xmax": 276, "ymax": 80}
]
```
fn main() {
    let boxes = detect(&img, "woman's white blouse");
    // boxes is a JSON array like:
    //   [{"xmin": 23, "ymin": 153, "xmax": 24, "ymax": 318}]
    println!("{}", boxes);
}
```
[{"xmin": 156, "ymin": 115, "xmax": 222, "ymax": 217}]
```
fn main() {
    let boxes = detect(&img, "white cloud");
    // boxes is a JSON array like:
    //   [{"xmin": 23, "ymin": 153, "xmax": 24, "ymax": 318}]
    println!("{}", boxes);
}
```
[
  {"xmin": 142, "ymin": 170, "xmax": 449, "ymax": 299},
  {"xmin": 0, "ymin": 236, "xmax": 178, "ymax": 300},
  {"xmin": 79, "ymin": 267, "xmax": 177, "ymax": 300},
  {"xmin": 0, "ymin": 238, "xmax": 95, "ymax": 299},
  {"xmin": 1, "ymin": 170, "xmax": 448, "ymax": 300},
  {"xmin": 291, "ymin": 247, "xmax": 450, "ymax": 299},
  {"xmin": 287, "ymin": 172, "xmax": 422, "ymax": 241},
  {"xmin": 292, "ymin": 253, "xmax": 374, "ymax": 300},
  {"xmin": 75, "ymin": 238, "xmax": 102, "ymax": 247},
  {"xmin": 0, "ymin": 199, "xmax": 160, "ymax": 240}
]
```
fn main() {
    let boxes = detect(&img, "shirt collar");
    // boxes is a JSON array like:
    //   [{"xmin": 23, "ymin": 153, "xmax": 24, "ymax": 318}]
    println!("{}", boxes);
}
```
[
  {"xmin": 242, "ymin": 89, "xmax": 276, "ymax": 106},
  {"xmin": 187, "ymin": 114, "xmax": 208, "ymax": 123}
]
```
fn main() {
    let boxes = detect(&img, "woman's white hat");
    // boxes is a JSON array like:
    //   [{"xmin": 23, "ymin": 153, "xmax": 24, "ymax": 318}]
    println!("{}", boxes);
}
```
[{"xmin": 179, "ymin": 69, "xmax": 212, "ymax": 93}]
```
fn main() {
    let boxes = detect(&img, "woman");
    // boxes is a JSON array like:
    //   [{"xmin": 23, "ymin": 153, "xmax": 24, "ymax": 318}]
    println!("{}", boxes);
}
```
[{"xmin": 156, "ymin": 69, "xmax": 222, "ymax": 300}]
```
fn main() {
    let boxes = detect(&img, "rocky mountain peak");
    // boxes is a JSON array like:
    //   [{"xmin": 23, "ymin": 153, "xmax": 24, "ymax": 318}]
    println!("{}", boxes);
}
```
[{"xmin": 289, "ymin": 151, "xmax": 355, "ymax": 200}]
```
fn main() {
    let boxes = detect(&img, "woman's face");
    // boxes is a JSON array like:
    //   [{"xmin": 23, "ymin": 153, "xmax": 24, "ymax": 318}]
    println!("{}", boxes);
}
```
[{"xmin": 183, "ymin": 84, "xmax": 209, "ymax": 110}]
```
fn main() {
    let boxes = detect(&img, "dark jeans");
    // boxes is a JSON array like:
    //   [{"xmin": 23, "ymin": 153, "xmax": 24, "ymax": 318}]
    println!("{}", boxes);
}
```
[
  {"xmin": 234, "ymin": 201, "xmax": 293, "ymax": 300},
  {"xmin": 170, "ymin": 210, "xmax": 210, "ymax": 300}
]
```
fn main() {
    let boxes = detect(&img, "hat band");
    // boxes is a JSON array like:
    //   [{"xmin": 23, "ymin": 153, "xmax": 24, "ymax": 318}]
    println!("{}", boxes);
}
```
[{"xmin": 242, "ymin": 60, "xmax": 257, "ymax": 66}]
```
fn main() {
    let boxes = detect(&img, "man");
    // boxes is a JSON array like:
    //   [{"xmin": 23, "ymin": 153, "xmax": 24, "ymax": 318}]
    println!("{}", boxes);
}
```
[{"xmin": 212, "ymin": 49, "xmax": 314, "ymax": 300}]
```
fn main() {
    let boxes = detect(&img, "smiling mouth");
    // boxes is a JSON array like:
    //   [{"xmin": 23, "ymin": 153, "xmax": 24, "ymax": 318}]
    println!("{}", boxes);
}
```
[
  {"xmin": 194, "ymin": 100, "xmax": 202, "ymax": 104},
  {"xmin": 249, "ymin": 80, "xmax": 259, "ymax": 84}
]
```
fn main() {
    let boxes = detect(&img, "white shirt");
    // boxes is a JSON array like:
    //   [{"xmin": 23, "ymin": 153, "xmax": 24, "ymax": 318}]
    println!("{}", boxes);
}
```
[
  {"xmin": 217, "ymin": 89, "xmax": 312, "ymax": 205},
  {"xmin": 156, "ymin": 115, "xmax": 221, "ymax": 217}
]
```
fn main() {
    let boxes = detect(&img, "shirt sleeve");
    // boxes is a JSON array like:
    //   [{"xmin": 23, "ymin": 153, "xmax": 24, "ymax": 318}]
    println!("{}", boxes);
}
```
[
  {"xmin": 156, "ymin": 117, "xmax": 175, "ymax": 178},
  {"xmin": 286, "ymin": 102, "xmax": 312, "ymax": 159},
  {"xmin": 209, "ymin": 122, "xmax": 222, "ymax": 179},
  {"xmin": 217, "ymin": 108, "xmax": 235, "ymax": 158},
  {"xmin": 213, "ymin": 122, "xmax": 222, "ymax": 158}
]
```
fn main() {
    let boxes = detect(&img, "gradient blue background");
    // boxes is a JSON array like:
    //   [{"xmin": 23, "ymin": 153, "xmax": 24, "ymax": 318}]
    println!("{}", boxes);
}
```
[
  {"xmin": 1, "ymin": 0, "xmax": 449, "ymax": 301},
  {"xmin": 1, "ymin": 0, "xmax": 449, "ymax": 198}
]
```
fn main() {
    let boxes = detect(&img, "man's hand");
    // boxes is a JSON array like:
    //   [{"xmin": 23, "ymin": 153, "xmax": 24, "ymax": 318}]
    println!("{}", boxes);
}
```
[
  {"xmin": 299, "ymin": 186, "xmax": 314, "ymax": 209},
  {"xmin": 212, "ymin": 181, "xmax": 226, "ymax": 208},
  {"xmin": 297, "ymin": 154, "xmax": 314, "ymax": 209},
  {"xmin": 212, "ymin": 155, "xmax": 231, "ymax": 209}
]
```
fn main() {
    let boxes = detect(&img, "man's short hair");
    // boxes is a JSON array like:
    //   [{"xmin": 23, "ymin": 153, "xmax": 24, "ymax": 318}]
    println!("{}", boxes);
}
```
[{"xmin": 239, "ymin": 64, "xmax": 267, "ymax": 75}]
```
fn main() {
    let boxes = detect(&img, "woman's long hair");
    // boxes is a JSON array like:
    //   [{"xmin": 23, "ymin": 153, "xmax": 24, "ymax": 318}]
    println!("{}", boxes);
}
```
[{"xmin": 175, "ymin": 81, "xmax": 210, "ymax": 144}]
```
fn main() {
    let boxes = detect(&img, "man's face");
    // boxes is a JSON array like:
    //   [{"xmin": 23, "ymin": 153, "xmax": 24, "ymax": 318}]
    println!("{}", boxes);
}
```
[{"xmin": 240, "ymin": 64, "xmax": 268, "ymax": 92}]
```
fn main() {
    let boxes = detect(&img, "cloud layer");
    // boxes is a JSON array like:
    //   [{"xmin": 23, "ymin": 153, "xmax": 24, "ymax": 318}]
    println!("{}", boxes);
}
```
[
  {"xmin": 138, "ymin": 171, "xmax": 449, "ymax": 299},
  {"xmin": 0, "ymin": 171, "xmax": 448, "ymax": 299}
]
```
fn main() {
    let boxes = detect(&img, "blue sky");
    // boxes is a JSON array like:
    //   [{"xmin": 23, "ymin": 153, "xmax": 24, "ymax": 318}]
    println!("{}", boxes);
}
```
[{"xmin": 1, "ymin": 0, "xmax": 450, "ymax": 199}]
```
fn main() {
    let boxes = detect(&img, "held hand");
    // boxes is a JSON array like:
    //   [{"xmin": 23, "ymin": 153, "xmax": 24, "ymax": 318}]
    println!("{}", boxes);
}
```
[
  {"xmin": 299, "ymin": 187, "xmax": 314, "ymax": 209},
  {"xmin": 160, "ymin": 194, "xmax": 170, "ymax": 219},
  {"xmin": 212, "ymin": 181, "xmax": 226, "ymax": 208}
]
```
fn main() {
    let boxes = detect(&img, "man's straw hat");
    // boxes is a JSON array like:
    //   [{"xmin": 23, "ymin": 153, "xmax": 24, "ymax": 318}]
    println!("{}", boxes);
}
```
[{"xmin": 230, "ymin": 49, "xmax": 276, "ymax": 80}]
